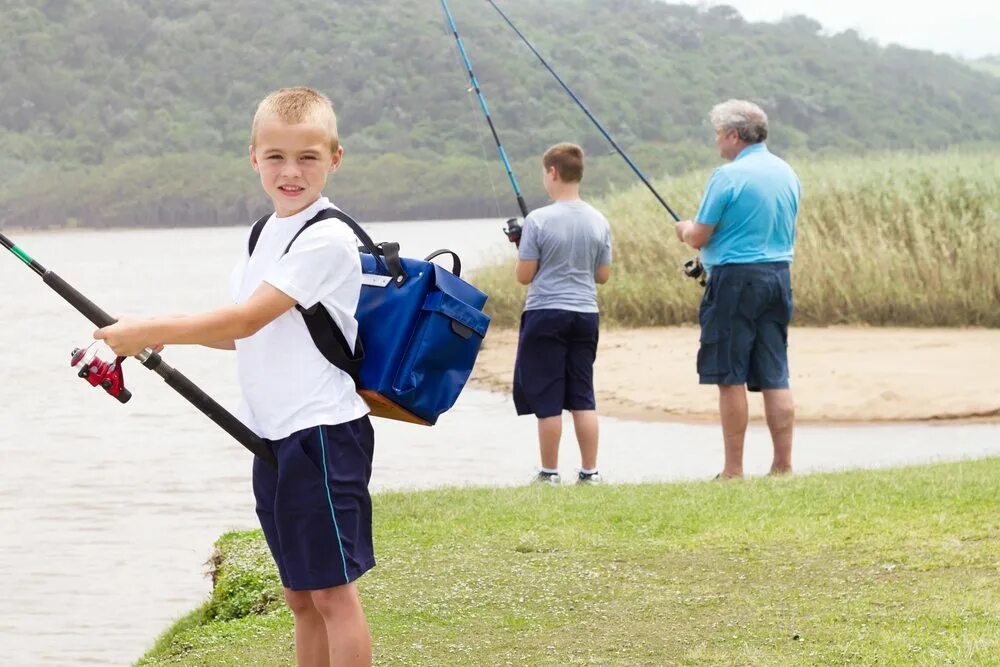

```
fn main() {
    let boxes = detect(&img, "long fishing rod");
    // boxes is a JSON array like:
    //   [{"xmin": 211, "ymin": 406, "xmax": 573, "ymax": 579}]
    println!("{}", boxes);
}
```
[
  {"xmin": 440, "ymin": 0, "xmax": 529, "ymax": 220},
  {"xmin": 485, "ymin": 0, "xmax": 681, "ymax": 223},
  {"xmin": 0, "ymin": 231, "xmax": 277, "ymax": 469}
]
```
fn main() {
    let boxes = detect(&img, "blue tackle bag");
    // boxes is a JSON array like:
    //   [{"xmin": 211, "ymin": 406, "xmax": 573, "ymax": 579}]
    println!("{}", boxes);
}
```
[{"xmin": 248, "ymin": 208, "xmax": 491, "ymax": 425}]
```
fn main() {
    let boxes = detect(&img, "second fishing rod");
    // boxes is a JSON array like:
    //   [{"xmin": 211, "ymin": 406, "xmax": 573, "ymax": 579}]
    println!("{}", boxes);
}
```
[
  {"xmin": 484, "ymin": 0, "xmax": 682, "ymax": 224},
  {"xmin": 440, "ymin": 0, "xmax": 530, "ymax": 245}
]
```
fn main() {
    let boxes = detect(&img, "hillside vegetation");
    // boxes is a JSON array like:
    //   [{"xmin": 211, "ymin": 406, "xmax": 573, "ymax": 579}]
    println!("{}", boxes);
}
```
[{"xmin": 2, "ymin": 0, "xmax": 999, "ymax": 227}]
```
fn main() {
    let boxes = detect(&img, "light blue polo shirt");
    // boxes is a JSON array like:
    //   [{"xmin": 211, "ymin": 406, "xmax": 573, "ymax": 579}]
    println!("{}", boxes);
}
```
[{"xmin": 695, "ymin": 143, "xmax": 801, "ymax": 271}]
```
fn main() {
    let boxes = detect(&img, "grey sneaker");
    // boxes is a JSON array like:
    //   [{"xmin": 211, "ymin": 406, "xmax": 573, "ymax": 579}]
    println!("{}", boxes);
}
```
[
  {"xmin": 532, "ymin": 471, "xmax": 561, "ymax": 486},
  {"xmin": 577, "ymin": 471, "xmax": 603, "ymax": 484}
]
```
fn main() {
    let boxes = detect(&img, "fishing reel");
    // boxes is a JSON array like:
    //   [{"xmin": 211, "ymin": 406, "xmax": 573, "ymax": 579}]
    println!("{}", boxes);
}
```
[
  {"xmin": 503, "ymin": 218, "xmax": 522, "ymax": 247},
  {"xmin": 70, "ymin": 345, "xmax": 132, "ymax": 404},
  {"xmin": 683, "ymin": 256, "xmax": 707, "ymax": 286}
]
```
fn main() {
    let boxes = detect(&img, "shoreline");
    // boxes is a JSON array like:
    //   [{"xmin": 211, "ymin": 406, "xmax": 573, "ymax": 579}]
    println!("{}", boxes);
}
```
[{"xmin": 471, "ymin": 326, "xmax": 1000, "ymax": 424}]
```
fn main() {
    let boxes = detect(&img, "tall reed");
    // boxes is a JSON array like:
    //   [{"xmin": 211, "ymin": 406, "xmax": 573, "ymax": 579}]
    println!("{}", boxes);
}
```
[{"xmin": 475, "ymin": 149, "xmax": 1000, "ymax": 328}]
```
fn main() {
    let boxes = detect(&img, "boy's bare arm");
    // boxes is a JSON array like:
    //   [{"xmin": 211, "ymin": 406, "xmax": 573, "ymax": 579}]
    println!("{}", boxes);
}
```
[
  {"xmin": 94, "ymin": 283, "xmax": 296, "ymax": 357},
  {"xmin": 203, "ymin": 339, "xmax": 237, "ymax": 350},
  {"xmin": 595, "ymin": 263, "xmax": 611, "ymax": 284},
  {"xmin": 515, "ymin": 259, "xmax": 539, "ymax": 285},
  {"xmin": 159, "ymin": 316, "xmax": 236, "ymax": 350}
]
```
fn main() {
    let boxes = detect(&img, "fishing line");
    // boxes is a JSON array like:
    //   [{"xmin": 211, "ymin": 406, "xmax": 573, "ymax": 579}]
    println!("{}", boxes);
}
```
[
  {"xmin": 440, "ymin": 0, "xmax": 529, "ymax": 218},
  {"xmin": 485, "ymin": 0, "xmax": 682, "ymax": 222},
  {"xmin": 464, "ymin": 79, "xmax": 505, "ymax": 218}
]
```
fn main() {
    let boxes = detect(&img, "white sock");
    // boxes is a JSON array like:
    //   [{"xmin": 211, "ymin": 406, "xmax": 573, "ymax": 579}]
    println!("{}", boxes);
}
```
[
  {"xmin": 540, "ymin": 468, "xmax": 559, "ymax": 475},
  {"xmin": 580, "ymin": 467, "xmax": 598, "ymax": 475}
]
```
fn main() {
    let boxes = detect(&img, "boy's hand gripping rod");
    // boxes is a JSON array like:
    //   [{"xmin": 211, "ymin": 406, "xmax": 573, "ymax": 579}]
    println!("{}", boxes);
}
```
[{"xmin": 1, "ymin": 231, "xmax": 277, "ymax": 469}]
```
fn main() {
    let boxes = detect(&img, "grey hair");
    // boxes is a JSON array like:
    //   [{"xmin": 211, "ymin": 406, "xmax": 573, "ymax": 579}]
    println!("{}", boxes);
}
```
[{"xmin": 709, "ymin": 99, "xmax": 768, "ymax": 143}]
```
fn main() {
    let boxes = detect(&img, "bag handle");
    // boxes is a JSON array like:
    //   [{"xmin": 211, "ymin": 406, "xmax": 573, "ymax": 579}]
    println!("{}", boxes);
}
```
[
  {"xmin": 375, "ymin": 242, "xmax": 407, "ymax": 287},
  {"xmin": 423, "ymin": 249, "xmax": 462, "ymax": 277}
]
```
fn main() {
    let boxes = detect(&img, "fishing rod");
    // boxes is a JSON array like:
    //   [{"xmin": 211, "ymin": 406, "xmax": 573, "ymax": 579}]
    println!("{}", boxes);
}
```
[
  {"xmin": 485, "ymin": 0, "xmax": 681, "ymax": 223},
  {"xmin": 440, "ymin": 0, "xmax": 529, "ymax": 244},
  {"xmin": 1, "ymin": 231, "xmax": 277, "ymax": 469}
]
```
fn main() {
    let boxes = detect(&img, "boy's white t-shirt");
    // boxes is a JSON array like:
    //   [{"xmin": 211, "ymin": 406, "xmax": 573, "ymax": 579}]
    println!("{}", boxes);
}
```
[{"xmin": 230, "ymin": 196, "xmax": 370, "ymax": 440}]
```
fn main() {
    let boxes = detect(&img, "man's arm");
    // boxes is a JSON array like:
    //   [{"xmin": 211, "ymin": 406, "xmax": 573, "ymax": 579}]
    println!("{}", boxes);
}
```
[
  {"xmin": 94, "ymin": 283, "xmax": 295, "ymax": 357},
  {"xmin": 676, "ymin": 168, "xmax": 729, "ymax": 250},
  {"xmin": 675, "ymin": 220, "xmax": 715, "ymax": 249},
  {"xmin": 595, "ymin": 263, "xmax": 611, "ymax": 284}
]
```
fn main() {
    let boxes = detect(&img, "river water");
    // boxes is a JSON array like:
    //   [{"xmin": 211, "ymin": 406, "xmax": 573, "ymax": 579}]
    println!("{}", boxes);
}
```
[{"xmin": 1, "ymin": 220, "xmax": 997, "ymax": 666}]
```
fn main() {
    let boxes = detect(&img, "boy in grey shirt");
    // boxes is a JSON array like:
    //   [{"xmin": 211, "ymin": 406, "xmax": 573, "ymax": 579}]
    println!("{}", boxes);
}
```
[{"xmin": 513, "ymin": 143, "xmax": 612, "ymax": 485}]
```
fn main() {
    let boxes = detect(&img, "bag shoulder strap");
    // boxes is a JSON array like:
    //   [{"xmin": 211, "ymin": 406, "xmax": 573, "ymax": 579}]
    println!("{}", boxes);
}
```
[
  {"xmin": 247, "ymin": 213, "xmax": 271, "ymax": 256},
  {"xmin": 245, "ymin": 208, "xmax": 367, "ymax": 384},
  {"xmin": 292, "ymin": 209, "xmax": 408, "ymax": 286},
  {"xmin": 252, "ymin": 208, "xmax": 408, "ymax": 286}
]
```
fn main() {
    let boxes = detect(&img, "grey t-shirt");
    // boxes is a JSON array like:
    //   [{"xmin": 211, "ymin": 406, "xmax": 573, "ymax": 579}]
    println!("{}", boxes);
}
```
[{"xmin": 518, "ymin": 200, "xmax": 612, "ymax": 313}]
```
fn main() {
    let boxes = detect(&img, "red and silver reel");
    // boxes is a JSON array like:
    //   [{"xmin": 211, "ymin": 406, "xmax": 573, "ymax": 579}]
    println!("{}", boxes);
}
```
[{"xmin": 70, "ymin": 344, "xmax": 132, "ymax": 404}]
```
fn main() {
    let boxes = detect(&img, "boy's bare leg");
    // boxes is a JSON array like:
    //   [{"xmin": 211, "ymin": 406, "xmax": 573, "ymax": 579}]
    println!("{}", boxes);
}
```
[
  {"xmin": 311, "ymin": 583, "xmax": 372, "ymax": 667},
  {"xmin": 762, "ymin": 388, "xmax": 794, "ymax": 475},
  {"xmin": 570, "ymin": 410, "xmax": 599, "ymax": 470},
  {"xmin": 285, "ymin": 589, "xmax": 330, "ymax": 667},
  {"xmin": 718, "ymin": 384, "xmax": 748, "ymax": 478},
  {"xmin": 538, "ymin": 415, "xmax": 562, "ymax": 469}
]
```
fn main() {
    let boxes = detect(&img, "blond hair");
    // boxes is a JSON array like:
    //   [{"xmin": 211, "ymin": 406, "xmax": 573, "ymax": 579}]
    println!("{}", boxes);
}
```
[
  {"xmin": 251, "ymin": 87, "xmax": 340, "ymax": 152},
  {"xmin": 543, "ymin": 142, "xmax": 584, "ymax": 183}
]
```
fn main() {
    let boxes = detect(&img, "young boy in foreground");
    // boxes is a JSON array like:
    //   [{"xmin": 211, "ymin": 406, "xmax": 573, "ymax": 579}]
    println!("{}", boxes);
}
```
[{"xmin": 96, "ymin": 87, "xmax": 375, "ymax": 667}]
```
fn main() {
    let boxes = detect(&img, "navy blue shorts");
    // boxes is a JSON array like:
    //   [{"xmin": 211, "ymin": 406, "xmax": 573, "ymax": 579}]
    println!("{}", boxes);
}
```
[
  {"xmin": 698, "ymin": 262, "xmax": 793, "ymax": 391},
  {"xmin": 252, "ymin": 417, "xmax": 375, "ymax": 591},
  {"xmin": 513, "ymin": 309, "xmax": 599, "ymax": 418}
]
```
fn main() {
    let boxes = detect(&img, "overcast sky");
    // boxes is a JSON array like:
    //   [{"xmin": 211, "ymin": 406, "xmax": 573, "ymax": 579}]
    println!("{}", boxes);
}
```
[{"xmin": 676, "ymin": 1, "xmax": 1000, "ymax": 59}]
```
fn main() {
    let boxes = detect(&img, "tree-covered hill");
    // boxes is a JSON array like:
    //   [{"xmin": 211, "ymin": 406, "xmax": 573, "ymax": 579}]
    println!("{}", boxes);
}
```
[
  {"xmin": 2, "ymin": 0, "xmax": 999, "ymax": 227},
  {"xmin": 969, "ymin": 54, "xmax": 1000, "ymax": 77}
]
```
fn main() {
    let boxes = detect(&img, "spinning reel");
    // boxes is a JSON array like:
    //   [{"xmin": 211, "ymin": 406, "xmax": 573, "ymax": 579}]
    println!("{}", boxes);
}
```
[
  {"xmin": 503, "ymin": 218, "xmax": 522, "ymax": 247},
  {"xmin": 70, "ymin": 344, "xmax": 132, "ymax": 404},
  {"xmin": 683, "ymin": 256, "xmax": 707, "ymax": 286}
]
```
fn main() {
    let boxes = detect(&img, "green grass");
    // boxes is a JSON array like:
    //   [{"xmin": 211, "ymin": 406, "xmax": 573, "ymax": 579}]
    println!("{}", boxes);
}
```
[
  {"xmin": 137, "ymin": 459, "xmax": 1000, "ymax": 666},
  {"xmin": 476, "ymin": 148, "xmax": 1000, "ymax": 328}
]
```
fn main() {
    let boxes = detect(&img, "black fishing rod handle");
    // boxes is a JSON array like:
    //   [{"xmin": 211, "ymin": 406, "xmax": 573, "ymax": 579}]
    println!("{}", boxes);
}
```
[
  {"xmin": 42, "ymin": 271, "xmax": 116, "ymax": 327},
  {"xmin": 155, "ymin": 361, "xmax": 278, "ymax": 470}
]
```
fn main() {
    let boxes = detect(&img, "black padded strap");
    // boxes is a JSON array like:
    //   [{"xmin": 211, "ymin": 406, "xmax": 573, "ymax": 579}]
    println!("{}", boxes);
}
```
[
  {"xmin": 285, "ymin": 209, "xmax": 409, "ymax": 286},
  {"xmin": 247, "ymin": 213, "xmax": 271, "ymax": 255},
  {"xmin": 248, "ymin": 209, "xmax": 386, "ymax": 271},
  {"xmin": 244, "ymin": 207, "xmax": 422, "ymax": 384},
  {"xmin": 298, "ymin": 302, "xmax": 364, "ymax": 384}
]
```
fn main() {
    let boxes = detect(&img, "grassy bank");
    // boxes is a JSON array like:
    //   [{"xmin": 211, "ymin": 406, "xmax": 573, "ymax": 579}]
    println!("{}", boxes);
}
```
[
  {"xmin": 475, "ymin": 149, "xmax": 1000, "ymax": 328},
  {"xmin": 137, "ymin": 459, "xmax": 999, "ymax": 666}
]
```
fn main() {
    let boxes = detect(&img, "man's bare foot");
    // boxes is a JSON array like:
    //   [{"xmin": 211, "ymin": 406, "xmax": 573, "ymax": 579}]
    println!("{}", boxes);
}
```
[
  {"xmin": 768, "ymin": 466, "xmax": 792, "ymax": 477},
  {"xmin": 714, "ymin": 471, "xmax": 744, "ymax": 480}
]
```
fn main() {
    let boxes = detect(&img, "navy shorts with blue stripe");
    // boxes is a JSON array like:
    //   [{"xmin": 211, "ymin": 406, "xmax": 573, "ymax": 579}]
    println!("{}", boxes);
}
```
[
  {"xmin": 513, "ymin": 308, "xmax": 599, "ymax": 418},
  {"xmin": 698, "ymin": 262, "xmax": 793, "ymax": 391},
  {"xmin": 252, "ymin": 417, "xmax": 376, "ymax": 591}
]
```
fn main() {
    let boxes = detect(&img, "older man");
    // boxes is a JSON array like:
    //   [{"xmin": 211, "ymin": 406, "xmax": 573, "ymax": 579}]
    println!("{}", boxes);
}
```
[{"xmin": 675, "ymin": 99, "xmax": 801, "ymax": 479}]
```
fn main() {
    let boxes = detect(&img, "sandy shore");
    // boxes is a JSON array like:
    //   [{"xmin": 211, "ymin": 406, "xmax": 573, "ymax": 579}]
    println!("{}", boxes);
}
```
[{"xmin": 471, "ymin": 326, "xmax": 1000, "ymax": 423}]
